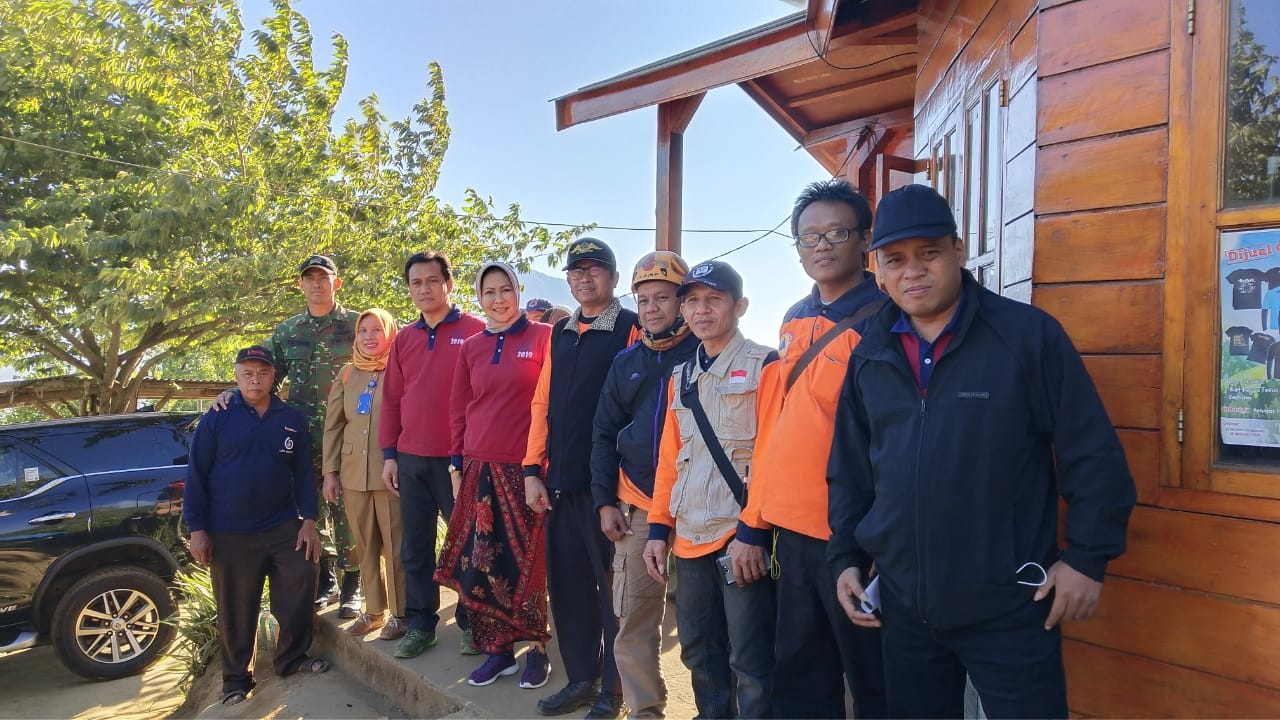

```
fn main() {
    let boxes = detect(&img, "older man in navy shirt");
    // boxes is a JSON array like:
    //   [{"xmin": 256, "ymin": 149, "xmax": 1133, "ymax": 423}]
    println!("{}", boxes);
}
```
[{"xmin": 185, "ymin": 345, "xmax": 328, "ymax": 706}]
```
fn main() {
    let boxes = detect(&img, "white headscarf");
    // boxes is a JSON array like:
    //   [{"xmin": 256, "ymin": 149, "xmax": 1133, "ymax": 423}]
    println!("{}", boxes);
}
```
[{"xmin": 474, "ymin": 261, "xmax": 522, "ymax": 333}]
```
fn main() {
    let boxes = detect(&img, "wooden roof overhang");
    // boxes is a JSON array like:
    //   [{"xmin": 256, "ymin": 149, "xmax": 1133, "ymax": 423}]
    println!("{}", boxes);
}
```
[{"xmin": 554, "ymin": 0, "xmax": 920, "ymax": 251}]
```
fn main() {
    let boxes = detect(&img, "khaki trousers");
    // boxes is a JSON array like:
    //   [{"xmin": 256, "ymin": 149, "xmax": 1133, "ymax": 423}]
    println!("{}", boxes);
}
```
[
  {"xmin": 343, "ymin": 487, "xmax": 405, "ymax": 616},
  {"xmin": 611, "ymin": 505, "xmax": 668, "ymax": 718}
]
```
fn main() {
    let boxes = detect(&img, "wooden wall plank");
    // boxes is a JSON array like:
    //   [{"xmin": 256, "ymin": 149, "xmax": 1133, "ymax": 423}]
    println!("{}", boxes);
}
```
[
  {"xmin": 1108, "ymin": 505, "xmax": 1280, "ymax": 606},
  {"xmin": 1083, "ymin": 355, "xmax": 1161, "ymax": 429},
  {"xmin": 916, "ymin": 0, "xmax": 993, "ymax": 109},
  {"xmin": 1064, "ymin": 640, "xmax": 1280, "ymax": 718},
  {"xmin": 1064, "ymin": 577, "xmax": 1280, "ymax": 691},
  {"xmin": 1010, "ymin": 11, "xmax": 1038, "ymax": 93},
  {"xmin": 1003, "ymin": 279, "xmax": 1031, "ymax": 304},
  {"xmin": 1116, "ymin": 429, "xmax": 1159, "ymax": 505},
  {"xmin": 1039, "ymin": 50, "xmax": 1170, "ymax": 146},
  {"xmin": 1006, "ymin": 77, "xmax": 1037, "ymax": 159},
  {"xmin": 1034, "ymin": 205, "xmax": 1166, "ymax": 283},
  {"xmin": 1035, "ymin": 129, "xmax": 1168, "ymax": 214},
  {"xmin": 1039, "ymin": 0, "xmax": 1170, "ymax": 77},
  {"xmin": 1032, "ymin": 281, "xmax": 1163, "ymax": 353},
  {"xmin": 1004, "ymin": 145, "xmax": 1036, "ymax": 221},
  {"xmin": 1002, "ymin": 210, "xmax": 1034, "ymax": 286}
]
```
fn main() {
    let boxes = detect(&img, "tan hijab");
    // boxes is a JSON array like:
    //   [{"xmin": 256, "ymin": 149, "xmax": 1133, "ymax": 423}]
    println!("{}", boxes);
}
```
[{"xmin": 351, "ymin": 308, "xmax": 398, "ymax": 372}]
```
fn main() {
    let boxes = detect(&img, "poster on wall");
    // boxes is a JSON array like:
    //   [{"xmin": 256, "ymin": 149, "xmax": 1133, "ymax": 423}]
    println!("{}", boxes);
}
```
[{"xmin": 1220, "ymin": 228, "xmax": 1280, "ymax": 447}]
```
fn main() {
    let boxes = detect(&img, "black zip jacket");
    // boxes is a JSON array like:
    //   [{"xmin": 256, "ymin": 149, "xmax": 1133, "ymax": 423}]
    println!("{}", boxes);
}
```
[
  {"xmin": 590, "ymin": 331, "xmax": 699, "ymax": 511},
  {"xmin": 826, "ymin": 271, "xmax": 1136, "ymax": 630},
  {"xmin": 525, "ymin": 300, "xmax": 638, "ymax": 494}
]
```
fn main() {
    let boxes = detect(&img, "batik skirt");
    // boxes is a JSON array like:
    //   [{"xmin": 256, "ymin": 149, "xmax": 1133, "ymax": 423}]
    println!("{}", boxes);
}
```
[{"xmin": 434, "ymin": 458, "xmax": 550, "ymax": 654}]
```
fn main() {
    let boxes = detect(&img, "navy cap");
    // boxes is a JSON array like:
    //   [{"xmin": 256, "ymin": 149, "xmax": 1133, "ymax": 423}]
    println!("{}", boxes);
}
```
[
  {"xmin": 235, "ymin": 345, "xmax": 275, "ymax": 366},
  {"xmin": 678, "ymin": 260, "xmax": 743, "ymax": 298},
  {"xmin": 869, "ymin": 184, "xmax": 958, "ymax": 251},
  {"xmin": 299, "ymin": 254, "xmax": 338, "ymax": 275},
  {"xmin": 562, "ymin": 238, "xmax": 617, "ymax": 271},
  {"xmin": 525, "ymin": 298, "xmax": 553, "ymax": 312}
]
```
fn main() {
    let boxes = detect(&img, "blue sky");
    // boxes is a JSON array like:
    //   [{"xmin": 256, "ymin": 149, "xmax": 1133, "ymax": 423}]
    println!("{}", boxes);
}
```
[{"xmin": 238, "ymin": 0, "xmax": 828, "ymax": 341}]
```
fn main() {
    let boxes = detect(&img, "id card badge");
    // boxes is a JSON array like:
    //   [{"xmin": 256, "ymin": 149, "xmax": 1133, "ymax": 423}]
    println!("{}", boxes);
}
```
[{"xmin": 356, "ymin": 391, "xmax": 373, "ymax": 415}]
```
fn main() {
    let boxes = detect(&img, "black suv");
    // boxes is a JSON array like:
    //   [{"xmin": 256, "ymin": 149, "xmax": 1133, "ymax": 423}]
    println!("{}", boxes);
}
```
[{"xmin": 0, "ymin": 412, "xmax": 196, "ymax": 679}]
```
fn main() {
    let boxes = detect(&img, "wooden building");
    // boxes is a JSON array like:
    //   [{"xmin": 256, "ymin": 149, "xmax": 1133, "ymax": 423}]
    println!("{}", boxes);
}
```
[{"xmin": 555, "ymin": 0, "xmax": 1280, "ymax": 716}]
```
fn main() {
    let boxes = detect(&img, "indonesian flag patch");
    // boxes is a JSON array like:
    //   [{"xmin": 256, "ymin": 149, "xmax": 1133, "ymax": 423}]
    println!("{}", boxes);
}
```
[{"xmin": 729, "ymin": 369, "xmax": 748, "ymax": 384}]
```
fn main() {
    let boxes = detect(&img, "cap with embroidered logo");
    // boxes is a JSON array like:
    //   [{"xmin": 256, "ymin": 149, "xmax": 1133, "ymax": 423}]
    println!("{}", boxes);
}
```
[
  {"xmin": 299, "ymin": 254, "xmax": 338, "ymax": 275},
  {"xmin": 235, "ymin": 345, "xmax": 276, "ymax": 366},
  {"xmin": 678, "ymin": 260, "xmax": 743, "ymax": 298},
  {"xmin": 562, "ymin": 237, "xmax": 616, "ymax": 271},
  {"xmin": 525, "ymin": 298, "xmax": 553, "ymax": 313}
]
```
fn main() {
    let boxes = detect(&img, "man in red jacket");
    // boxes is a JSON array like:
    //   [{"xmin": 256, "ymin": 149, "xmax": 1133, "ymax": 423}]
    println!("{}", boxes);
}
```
[{"xmin": 380, "ymin": 251, "xmax": 486, "ymax": 659}]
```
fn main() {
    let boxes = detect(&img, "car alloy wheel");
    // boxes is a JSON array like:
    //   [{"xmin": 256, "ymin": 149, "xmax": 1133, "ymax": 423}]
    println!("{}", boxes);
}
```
[{"xmin": 51, "ymin": 566, "xmax": 176, "ymax": 680}]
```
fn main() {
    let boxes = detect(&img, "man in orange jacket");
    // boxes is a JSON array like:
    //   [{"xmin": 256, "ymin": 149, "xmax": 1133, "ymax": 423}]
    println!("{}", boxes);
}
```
[{"xmin": 728, "ymin": 180, "xmax": 888, "ymax": 718}]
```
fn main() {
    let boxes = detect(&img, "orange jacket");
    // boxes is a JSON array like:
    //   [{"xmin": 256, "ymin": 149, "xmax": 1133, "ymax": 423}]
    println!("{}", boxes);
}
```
[{"xmin": 738, "ymin": 277, "xmax": 887, "ymax": 544}]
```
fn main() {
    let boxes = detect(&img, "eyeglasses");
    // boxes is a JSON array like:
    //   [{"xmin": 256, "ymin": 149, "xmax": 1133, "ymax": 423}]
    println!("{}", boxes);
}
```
[
  {"xmin": 566, "ymin": 265, "xmax": 609, "ymax": 279},
  {"xmin": 795, "ymin": 227, "xmax": 859, "ymax": 249}
]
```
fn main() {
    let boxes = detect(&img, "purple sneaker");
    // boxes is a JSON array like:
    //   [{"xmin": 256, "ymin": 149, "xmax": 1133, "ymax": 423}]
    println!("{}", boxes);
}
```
[
  {"xmin": 467, "ymin": 653, "xmax": 518, "ymax": 687},
  {"xmin": 519, "ymin": 647, "xmax": 552, "ymax": 689}
]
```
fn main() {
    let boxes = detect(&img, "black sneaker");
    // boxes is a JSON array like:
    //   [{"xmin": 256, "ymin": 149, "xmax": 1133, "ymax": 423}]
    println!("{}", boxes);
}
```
[
  {"xmin": 584, "ymin": 691, "xmax": 625, "ymax": 719},
  {"xmin": 537, "ymin": 680, "xmax": 597, "ymax": 716}
]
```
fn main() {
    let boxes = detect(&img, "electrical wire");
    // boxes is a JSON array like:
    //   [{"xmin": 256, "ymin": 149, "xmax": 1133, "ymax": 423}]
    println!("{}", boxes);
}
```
[
  {"xmin": 0, "ymin": 134, "xmax": 788, "ymax": 236},
  {"xmin": 803, "ymin": 8, "xmax": 918, "ymax": 72}
]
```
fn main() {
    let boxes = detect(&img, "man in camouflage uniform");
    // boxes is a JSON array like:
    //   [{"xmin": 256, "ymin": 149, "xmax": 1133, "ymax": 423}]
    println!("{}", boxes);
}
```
[{"xmin": 270, "ymin": 254, "xmax": 360, "ymax": 613}]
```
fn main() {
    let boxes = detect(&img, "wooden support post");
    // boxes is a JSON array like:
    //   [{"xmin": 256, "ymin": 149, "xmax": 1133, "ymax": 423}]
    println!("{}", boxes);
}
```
[{"xmin": 656, "ymin": 94, "xmax": 704, "ymax": 253}]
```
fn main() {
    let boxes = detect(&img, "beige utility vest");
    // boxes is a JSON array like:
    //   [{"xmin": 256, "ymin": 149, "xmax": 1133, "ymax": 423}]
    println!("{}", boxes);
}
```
[{"xmin": 668, "ymin": 331, "xmax": 772, "ymax": 547}]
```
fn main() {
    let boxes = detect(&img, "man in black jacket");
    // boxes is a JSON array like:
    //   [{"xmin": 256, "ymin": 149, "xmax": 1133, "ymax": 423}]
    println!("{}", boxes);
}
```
[
  {"xmin": 590, "ymin": 251, "xmax": 697, "ymax": 719},
  {"xmin": 827, "ymin": 184, "xmax": 1136, "ymax": 719},
  {"xmin": 524, "ymin": 238, "xmax": 638, "ymax": 719}
]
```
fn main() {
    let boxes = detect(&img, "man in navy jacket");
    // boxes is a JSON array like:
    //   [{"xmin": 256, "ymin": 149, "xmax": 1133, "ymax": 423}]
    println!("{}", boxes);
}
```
[
  {"xmin": 186, "ymin": 345, "xmax": 326, "ymax": 705},
  {"xmin": 826, "ymin": 185, "xmax": 1136, "ymax": 719}
]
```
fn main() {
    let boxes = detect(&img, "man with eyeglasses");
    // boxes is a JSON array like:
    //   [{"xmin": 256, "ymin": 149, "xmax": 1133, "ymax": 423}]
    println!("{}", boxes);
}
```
[
  {"xmin": 727, "ymin": 179, "xmax": 888, "ymax": 718},
  {"xmin": 827, "ymin": 185, "xmax": 1136, "ymax": 718},
  {"xmin": 524, "ymin": 238, "xmax": 639, "ymax": 718}
]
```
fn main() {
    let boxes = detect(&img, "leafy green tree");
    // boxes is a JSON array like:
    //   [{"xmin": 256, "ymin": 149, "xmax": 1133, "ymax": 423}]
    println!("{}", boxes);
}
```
[
  {"xmin": 1225, "ymin": 2, "xmax": 1280, "ymax": 204},
  {"xmin": 0, "ymin": 0, "xmax": 584, "ymax": 416}
]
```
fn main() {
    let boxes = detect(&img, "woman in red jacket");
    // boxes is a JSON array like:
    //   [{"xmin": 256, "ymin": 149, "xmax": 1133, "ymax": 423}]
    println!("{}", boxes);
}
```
[{"xmin": 435, "ymin": 261, "xmax": 553, "ymax": 690}]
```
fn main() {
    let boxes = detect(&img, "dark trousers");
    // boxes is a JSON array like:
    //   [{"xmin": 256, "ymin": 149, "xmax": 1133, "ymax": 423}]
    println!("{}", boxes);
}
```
[
  {"xmin": 880, "ymin": 585, "xmax": 1067, "ymax": 719},
  {"xmin": 674, "ymin": 552, "xmax": 775, "ymax": 720},
  {"xmin": 398, "ymin": 453, "xmax": 467, "ymax": 633},
  {"xmin": 210, "ymin": 518, "xmax": 317, "ymax": 694},
  {"xmin": 546, "ymin": 489, "xmax": 620, "ymax": 693},
  {"xmin": 772, "ymin": 529, "xmax": 887, "ymax": 719}
]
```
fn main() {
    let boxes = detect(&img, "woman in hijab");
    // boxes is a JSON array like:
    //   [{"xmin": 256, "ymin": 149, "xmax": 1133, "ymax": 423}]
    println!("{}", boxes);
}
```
[
  {"xmin": 435, "ymin": 261, "xmax": 554, "ymax": 689},
  {"xmin": 322, "ymin": 308, "xmax": 407, "ymax": 641}
]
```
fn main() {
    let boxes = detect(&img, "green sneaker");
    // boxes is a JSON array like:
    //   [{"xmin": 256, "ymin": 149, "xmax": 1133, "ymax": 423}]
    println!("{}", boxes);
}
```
[
  {"xmin": 459, "ymin": 628, "xmax": 481, "ymax": 656},
  {"xmin": 393, "ymin": 628, "xmax": 438, "ymax": 658}
]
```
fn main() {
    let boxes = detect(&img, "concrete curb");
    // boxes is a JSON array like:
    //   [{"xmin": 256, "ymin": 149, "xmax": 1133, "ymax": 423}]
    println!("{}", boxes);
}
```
[{"xmin": 311, "ymin": 611, "xmax": 483, "ymax": 719}]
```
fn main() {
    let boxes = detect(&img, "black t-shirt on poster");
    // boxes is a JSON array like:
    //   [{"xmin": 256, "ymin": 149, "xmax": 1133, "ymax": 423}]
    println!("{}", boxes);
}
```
[
  {"xmin": 1247, "ymin": 332, "xmax": 1275, "ymax": 364},
  {"xmin": 1227, "ymin": 268, "xmax": 1266, "ymax": 309},
  {"xmin": 1226, "ymin": 326, "xmax": 1253, "ymax": 355},
  {"xmin": 1264, "ymin": 267, "xmax": 1280, "ymax": 291}
]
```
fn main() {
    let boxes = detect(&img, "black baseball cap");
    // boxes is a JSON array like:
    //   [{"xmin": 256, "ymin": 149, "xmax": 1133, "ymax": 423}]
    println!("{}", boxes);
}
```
[
  {"xmin": 868, "ymin": 184, "xmax": 958, "ymax": 251},
  {"xmin": 678, "ymin": 260, "xmax": 743, "ymax": 298},
  {"xmin": 299, "ymin": 254, "xmax": 338, "ymax": 275},
  {"xmin": 525, "ymin": 298, "xmax": 553, "ymax": 312},
  {"xmin": 235, "ymin": 345, "xmax": 275, "ymax": 366},
  {"xmin": 562, "ymin": 238, "xmax": 616, "ymax": 271}
]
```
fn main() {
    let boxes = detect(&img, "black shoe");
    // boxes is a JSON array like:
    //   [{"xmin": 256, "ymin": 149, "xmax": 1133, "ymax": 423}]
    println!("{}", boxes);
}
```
[
  {"xmin": 315, "ymin": 558, "xmax": 338, "ymax": 609},
  {"xmin": 537, "ymin": 680, "xmax": 598, "ymax": 716},
  {"xmin": 584, "ymin": 691, "xmax": 625, "ymax": 719},
  {"xmin": 338, "ymin": 570, "xmax": 361, "ymax": 618}
]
